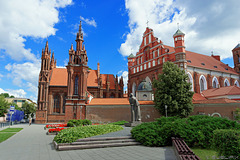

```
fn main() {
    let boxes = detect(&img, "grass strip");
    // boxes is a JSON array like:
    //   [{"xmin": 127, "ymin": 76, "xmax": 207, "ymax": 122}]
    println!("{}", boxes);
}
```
[
  {"xmin": 192, "ymin": 148, "xmax": 218, "ymax": 160},
  {"xmin": 0, "ymin": 128, "xmax": 23, "ymax": 132},
  {"xmin": 0, "ymin": 133, "xmax": 16, "ymax": 143}
]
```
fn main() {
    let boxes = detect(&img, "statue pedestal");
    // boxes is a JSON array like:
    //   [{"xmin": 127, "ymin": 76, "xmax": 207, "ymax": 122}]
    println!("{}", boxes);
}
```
[{"xmin": 124, "ymin": 121, "xmax": 142, "ymax": 127}]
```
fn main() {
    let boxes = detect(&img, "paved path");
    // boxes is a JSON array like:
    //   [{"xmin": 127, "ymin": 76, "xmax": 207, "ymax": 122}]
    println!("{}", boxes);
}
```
[{"xmin": 0, "ymin": 124, "xmax": 177, "ymax": 160}]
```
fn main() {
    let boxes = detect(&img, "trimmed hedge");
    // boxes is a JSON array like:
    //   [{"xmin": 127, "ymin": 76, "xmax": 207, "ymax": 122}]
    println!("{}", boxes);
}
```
[
  {"xmin": 67, "ymin": 119, "xmax": 92, "ymax": 127},
  {"xmin": 212, "ymin": 129, "xmax": 240, "ymax": 158},
  {"xmin": 131, "ymin": 115, "xmax": 240, "ymax": 148},
  {"xmin": 110, "ymin": 120, "xmax": 129, "ymax": 125},
  {"xmin": 54, "ymin": 124, "xmax": 123, "ymax": 143}
]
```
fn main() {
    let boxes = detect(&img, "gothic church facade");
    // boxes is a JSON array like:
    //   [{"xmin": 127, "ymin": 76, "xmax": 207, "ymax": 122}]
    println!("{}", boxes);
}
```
[{"xmin": 36, "ymin": 22, "xmax": 124, "ymax": 124}]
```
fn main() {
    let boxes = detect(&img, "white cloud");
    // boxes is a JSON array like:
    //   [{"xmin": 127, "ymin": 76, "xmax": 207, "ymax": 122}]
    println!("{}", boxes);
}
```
[
  {"xmin": 120, "ymin": 0, "xmax": 240, "ymax": 59},
  {"xmin": 118, "ymin": 71, "xmax": 128, "ymax": 92},
  {"xmin": 5, "ymin": 61, "xmax": 41, "ymax": 94},
  {"xmin": 80, "ymin": 16, "xmax": 97, "ymax": 28},
  {"xmin": 0, "ymin": 74, "xmax": 3, "ymax": 80},
  {"xmin": 0, "ymin": 88, "xmax": 26, "ymax": 98},
  {"xmin": 0, "ymin": 0, "xmax": 72, "ymax": 61}
]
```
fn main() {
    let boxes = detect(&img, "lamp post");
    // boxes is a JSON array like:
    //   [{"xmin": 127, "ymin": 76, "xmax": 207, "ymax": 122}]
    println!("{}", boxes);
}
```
[{"xmin": 165, "ymin": 105, "xmax": 168, "ymax": 118}]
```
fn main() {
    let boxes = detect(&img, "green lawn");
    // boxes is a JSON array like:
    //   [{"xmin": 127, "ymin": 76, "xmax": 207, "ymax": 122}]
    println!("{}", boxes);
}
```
[
  {"xmin": 0, "ymin": 128, "xmax": 23, "ymax": 143},
  {"xmin": 0, "ymin": 128, "xmax": 23, "ymax": 132},
  {"xmin": 192, "ymin": 148, "xmax": 218, "ymax": 160},
  {"xmin": 0, "ymin": 133, "xmax": 16, "ymax": 143}
]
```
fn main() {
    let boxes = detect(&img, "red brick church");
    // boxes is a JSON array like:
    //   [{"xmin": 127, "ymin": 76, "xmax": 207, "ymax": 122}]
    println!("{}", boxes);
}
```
[
  {"xmin": 127, "ymin": 26, "xmax": 240, "ymax": 119},
  {"xmin": 36, "ymin": 22, "xmax": 124, "ymax": 124}
]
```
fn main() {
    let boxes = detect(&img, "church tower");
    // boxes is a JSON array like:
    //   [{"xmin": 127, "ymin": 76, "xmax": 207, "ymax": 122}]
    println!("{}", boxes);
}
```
[
  {"xmin": 173, "ymin": 29, "xmax": 187, "ymax": 70},
  {"xmin": 232, "ymin": 44, "xmax": 240, "ymax": 73},
  {"xmin": 65, "ymin": 21, "xmax": 89, "ymax": 122},
  {"xmin": 36, "ymin": 41, "xmax": 51, "ymax": 123}
]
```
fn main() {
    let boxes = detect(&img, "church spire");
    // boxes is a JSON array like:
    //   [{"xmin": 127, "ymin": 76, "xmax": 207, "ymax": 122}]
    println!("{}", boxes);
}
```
[
  {"xmin": 44, "ymin": 41, "xmax": 49, "ymax": 55},
  {"xmin": 76, "ymin": 21, "xmax": 83, "ymax": 40}
]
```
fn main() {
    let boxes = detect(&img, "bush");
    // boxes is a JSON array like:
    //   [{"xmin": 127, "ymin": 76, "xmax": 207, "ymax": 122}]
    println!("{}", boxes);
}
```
[
  {"xmin": 110, "ymin": 120, "xmax": 129, "ymax": 125},
  {"xmin": 131, "ymin": 115, "xmax": 240, "ymax": 148},
  {"xmin": 212, "ymin": 129, "xmax": 240, "ymax": 158},
  {"xmin": 67, "ymin": 119, "xmax": 92, "ymax": 127},
  {"xmin": 54, "ymin": 124, "xmax": 123, "ymax": 143}
]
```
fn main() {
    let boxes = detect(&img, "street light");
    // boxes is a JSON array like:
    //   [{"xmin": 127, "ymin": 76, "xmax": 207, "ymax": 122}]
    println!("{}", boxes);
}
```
[{"xmin": 165, "ymin": 105, "xmax": 168, "ymax": 118}]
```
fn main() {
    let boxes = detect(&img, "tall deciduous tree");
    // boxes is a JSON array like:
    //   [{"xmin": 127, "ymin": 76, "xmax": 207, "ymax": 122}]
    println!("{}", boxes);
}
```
[
  {"xmin": 0, "ymin": 95, "xmax": 10, "ymax": 117},
  {"xmin": 153, "ymin": 61, "xmax": 194, "ymax": 117},
  {"xmin": 21, "ymin": 102, "xmax": 36, "ymax": 118}
]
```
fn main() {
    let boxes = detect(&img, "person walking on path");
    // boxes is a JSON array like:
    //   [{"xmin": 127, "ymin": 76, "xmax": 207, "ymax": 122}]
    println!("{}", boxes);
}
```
[{"xmin": 29, "ymin": 117, "xmax": 32, "ymax": 126}]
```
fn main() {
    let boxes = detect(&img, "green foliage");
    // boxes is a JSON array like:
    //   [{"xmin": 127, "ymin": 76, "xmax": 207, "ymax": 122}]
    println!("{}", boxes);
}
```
[
  {"xmin": 0, "ymin": 128, "xmax": 23, "ymax": 143},
  {"xmin": 131, "ymin": 115, "xmax": 240, "ymax": 148},
  {"xmin": 0, "ymin": 133, "xmax": 16, "ymax": 143},
  {"xmin": 234, "ymin": 108, "xmax": 240, "ymax": 121},
  {"xmin": 0, "ymin": 128, "xmax": 23, "ymax": 132},
  {"xmin": 67, "ymin": 119, "xmax": 92, "ymax": 127},
  {"xmin": 153, "ymin": 61, "xmax": 194, "ymax": 118},
  {"xmin": 21, "ymin": 102, "xmax": 36, "ymax": 118},
  {"xmin": 110, "ymin": 120, "xmax": 129, "ymax": 125},
  {"xmin": 212, "ymin": 129, "xmax": 240, "ymax": 158},
  {"xmin": 0, "ymin": 95, "xmax": 10, "ymax": 117},
  {"xmin": 192, "ymin": 148, "xmax": 217, "ymax": 160},
  {"xmin": 0, "ymin": 93, "xmax": 15, "ymax": 98},
  {"xmin": 54, "ymin": 124, "xmax": 123, "ymax": 143}
]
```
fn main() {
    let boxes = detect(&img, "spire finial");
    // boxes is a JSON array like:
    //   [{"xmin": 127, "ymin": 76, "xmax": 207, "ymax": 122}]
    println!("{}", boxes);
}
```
[
  {"xmin": 71, "ymin": 43, "xmax": 73, "ymax": 50},
  {"xmin": 146, "ymin": 20, "xmax": 149, "ymax": 27},
  {"xmin": 177, "ymin": 23, "xmax": 179, "ymax": 30},
  {"xmin": 211, "ymin": 51, "xmax": 213, "ymax": 55},
  {"xmin": 79, "ymin": 21, "xmax": 82, "ymax": 33}
]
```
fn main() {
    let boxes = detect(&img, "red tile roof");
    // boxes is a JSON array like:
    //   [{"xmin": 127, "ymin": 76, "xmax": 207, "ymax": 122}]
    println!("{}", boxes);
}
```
[
  {"xmin": 49, "ymin": 68, "xmax": 68, "ymax": 86},
  {"xmin": 202, "ymin": 86, "xmax": 240, "ymax": 98},
  {"xmin": 87, "ymin": 70, "xmax": 98, "ymax": 87},
  {"xmin": 87, "ymin": 98, "xmax": 155, "ymax": 105},
  {"xmin": 186, "ymin": 51, "xmax": 237, "ymax": 75},
  {"xmin": 87, "ymin": 98, "xmax": 129, "ymax": 105},
  {"xmin": 192, "ymin": 93, "xmax": 207, "ymax": 101},
  {"xmin": 49, "ymin": 68, "xmax": 117, "ymax": 90},
  {"xmin": 193, "ymin": 98, "xmax": 238, "ymax": 104}
]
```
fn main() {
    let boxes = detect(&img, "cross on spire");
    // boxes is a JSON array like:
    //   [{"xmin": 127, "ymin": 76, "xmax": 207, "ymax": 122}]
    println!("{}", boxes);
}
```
[
  {"xmin": 177, "ymin": 23, "xmax": 180, "ymax": 29},
  {"xmin": 146, "ymin": 20, "xmax": 149, "ymax": 27}
]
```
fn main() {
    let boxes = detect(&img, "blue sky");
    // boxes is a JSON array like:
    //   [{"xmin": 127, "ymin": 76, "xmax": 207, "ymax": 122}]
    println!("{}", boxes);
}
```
[{"xmin": 0, "ymin": 0, "xmax": 240, "ymax": 102}]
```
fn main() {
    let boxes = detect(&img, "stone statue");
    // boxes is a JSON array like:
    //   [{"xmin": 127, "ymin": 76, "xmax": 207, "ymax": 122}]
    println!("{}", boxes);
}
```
[{"xmin": 129, "ymin": 93, "xmax": 141, "ymax": 122}]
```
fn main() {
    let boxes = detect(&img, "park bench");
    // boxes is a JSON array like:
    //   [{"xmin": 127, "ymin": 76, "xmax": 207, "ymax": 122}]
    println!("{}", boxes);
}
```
[{"xmin": 171, "ymin": 137, "xmax": 200, "ymax": 160}]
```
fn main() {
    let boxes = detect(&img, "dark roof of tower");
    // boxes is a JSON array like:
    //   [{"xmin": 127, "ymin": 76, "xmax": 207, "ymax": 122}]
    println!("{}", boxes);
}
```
[
  {"xmin": 173, "ymin": 29, "xmax": 185, "ymax": 37},
  {"xmin": 234, "ymin": 43, "xmax": 240, "ymax": 49},
  {"xmin": 128, "ymin": 53, "xmax": 135, "ymax": 58},
  {"xmin": 137, "ymin": 80, "xmax": 152, "ymax": 91}
]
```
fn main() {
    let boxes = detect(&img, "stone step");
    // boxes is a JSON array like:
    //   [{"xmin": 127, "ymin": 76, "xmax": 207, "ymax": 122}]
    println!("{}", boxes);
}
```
[
  {"xmin": 71, "ymin": 139, "xmax": 137, "ymax": 145},
  {"xmin": 75, "ymin": 136, "xmax": 133, "ymax": 142},
  {"xmin": 58, "ymin": 141, "xmax": 141, "ymax": 151}
]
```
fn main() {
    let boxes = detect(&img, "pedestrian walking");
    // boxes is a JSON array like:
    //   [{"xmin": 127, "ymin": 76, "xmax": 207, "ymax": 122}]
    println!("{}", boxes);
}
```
[{"xmin": 29, "ymin": 117, "xmax": 32, "ymax": 126}]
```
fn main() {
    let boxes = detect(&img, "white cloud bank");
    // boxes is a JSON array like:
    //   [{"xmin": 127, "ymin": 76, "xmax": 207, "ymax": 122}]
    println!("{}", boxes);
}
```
[
  {"xmin": 80, "ymin": 16, "xmax": 97, "ymax": 28},
  {"xmin": 0, "ymin": 0, "xmax": 72, "ymax": 101},
  {"xmin": 120, "ymin": 0, "xmax": 240, "ymax": 59},
  {"xmin": 0, "ymin": 88, "xmax": 27, "ymax": 98}
]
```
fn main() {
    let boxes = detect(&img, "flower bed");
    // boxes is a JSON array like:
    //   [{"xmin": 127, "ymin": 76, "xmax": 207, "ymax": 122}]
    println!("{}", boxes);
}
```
[
  {"xmin": 49, "ymin": 128, "xmax": 65, "ymax": 133},
  {"xmin": 44, "ymin": 124, "xmax": 67, "ymax": 130}
]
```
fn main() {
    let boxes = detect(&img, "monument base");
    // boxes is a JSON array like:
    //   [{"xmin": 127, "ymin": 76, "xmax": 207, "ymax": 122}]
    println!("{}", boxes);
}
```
[{"xmin": 124, "ymin": 121, "xmax": 142, "ymax": 127}]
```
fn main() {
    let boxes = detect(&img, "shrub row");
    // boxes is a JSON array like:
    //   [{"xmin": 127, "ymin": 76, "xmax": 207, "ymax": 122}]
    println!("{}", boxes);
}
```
[
  {"xmin": 212, "ymin": 129, "xmax": 240, "ymax": 158},
  {"xmin": 131, "ymin": 115, "xmax": 240, "ymax": 148},
  {"xmin": 54, "ymin": 124, "xmax": 123, "ymax": 143},
  {"xmin": 67, "ymin": 119, "xmax": 91, "ymax": 127},
  {"xmin": 110, "ymin": 120, "xmax": 129, "ymax": 125}
]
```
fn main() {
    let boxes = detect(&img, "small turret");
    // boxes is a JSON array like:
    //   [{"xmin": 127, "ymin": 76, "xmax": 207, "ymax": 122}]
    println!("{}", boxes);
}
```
[{"xmin": 173, "ymin": 29, "xmax": 186, "ymax": 70}]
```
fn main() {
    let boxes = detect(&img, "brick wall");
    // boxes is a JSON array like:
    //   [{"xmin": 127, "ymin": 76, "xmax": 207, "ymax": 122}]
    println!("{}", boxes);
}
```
[{"xmin": 86, "ymin": 104, "xmax": 161, "ymax": 123}]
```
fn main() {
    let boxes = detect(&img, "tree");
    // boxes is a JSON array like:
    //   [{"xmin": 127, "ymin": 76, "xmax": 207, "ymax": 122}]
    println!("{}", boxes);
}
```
[
  {"xmin": 0, "ymin": 93, "xmax": 15, "ymax": 98},
  {"xmin": 0, "ymin": 95, "xmax": 10, "ymax": 117},
  {"xmin": 21, "ymin": 102, "xmax": 36, "ymax": 118},
  {"xmin": 153, "ymin": 61, "xmax": 194, "ymax": 117}
]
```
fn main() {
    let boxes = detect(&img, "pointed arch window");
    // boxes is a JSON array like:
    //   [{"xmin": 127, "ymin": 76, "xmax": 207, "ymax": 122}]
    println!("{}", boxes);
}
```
[
  {"xmin": 53, "ymin": 95, "xmax": 60, "ymax": 113},
  {"xmin": 234, "ymin": 80, "xmax": 239, "ymax": 87},
  {"xmin": 212, "ymin": 77, "xmax": 219, "ymax": 88},
  {"xmin": 199, "ymin": 75, "xmax": 207, "ymax": 92},
  {"xmin": 74, "ymin": 75, "xmax": 79, "ymax": 95},
  {"xmin": 224, "ymin": 79, "xmax": 230, "ymax": 87}
]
